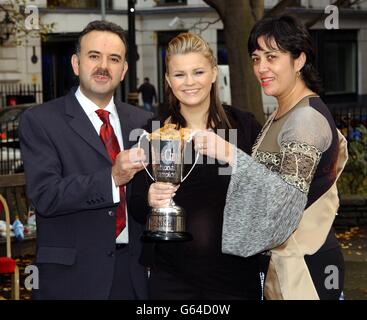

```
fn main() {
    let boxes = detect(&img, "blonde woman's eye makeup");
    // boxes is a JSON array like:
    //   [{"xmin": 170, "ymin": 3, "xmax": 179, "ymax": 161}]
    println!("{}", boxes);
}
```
[
  {"xmin": 173, "ymin": 73, "xmax": 184, "ymax": 78},
  {"xmin": 194, "ymin": 70, "xmax": 204, "ymax": 75}
]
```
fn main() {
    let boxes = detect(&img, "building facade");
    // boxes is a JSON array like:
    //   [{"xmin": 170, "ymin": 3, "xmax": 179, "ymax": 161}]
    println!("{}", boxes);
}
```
[{"xmin": 0, "ymin": 0, "xmax": 366, "ymax": 110}]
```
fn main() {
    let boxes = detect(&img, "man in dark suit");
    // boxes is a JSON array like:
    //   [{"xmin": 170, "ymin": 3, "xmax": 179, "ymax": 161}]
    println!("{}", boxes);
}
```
[{"xmin": 19, "ymin": 20, "xmax": 151, "ymax": 299}]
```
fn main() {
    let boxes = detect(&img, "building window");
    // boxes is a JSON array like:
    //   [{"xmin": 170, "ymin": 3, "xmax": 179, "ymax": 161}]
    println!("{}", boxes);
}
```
[
  {"xmin": 323, "ymin": 40, "xmax": 357, "ymax": 95},
  {"xmin": 217, "ymin": 30, "xmax": 228, "ymax": 65},
  {"xmin": 311, "ymin": 30, "xmax": 358, "ymax": 103},
  {"xmin": 47, "ymin": 0, "xmax": 113, "ymax": 9},
  {"xmin": 155, "ymin": 0, "xmax": 187, "ymax": 6}
]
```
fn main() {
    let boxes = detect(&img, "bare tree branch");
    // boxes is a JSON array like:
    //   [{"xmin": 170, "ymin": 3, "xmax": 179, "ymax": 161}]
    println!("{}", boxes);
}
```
[
  {"xmin": 265, "ymin": 0, "xmax": 362, "ymax": 29},
  {"xmin": 265, "ymin": 0, "xmax": 302, "ymax": 17},
  {"xmin": 189, "ymin": 17, "xmax": 221, "ymax": 33},
  {"xmin": 203, "ymin": 0, "xmax": 226, "ymax": 22}
]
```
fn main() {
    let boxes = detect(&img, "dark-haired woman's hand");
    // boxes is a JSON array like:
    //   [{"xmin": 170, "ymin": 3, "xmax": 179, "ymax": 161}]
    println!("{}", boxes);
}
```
[{"xmin": 193, "ymin": 130, "xmax": 235, "ymax": 165}]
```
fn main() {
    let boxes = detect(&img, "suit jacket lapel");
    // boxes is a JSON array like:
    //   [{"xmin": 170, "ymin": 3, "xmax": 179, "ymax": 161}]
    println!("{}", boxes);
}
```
[
  {"xmin": 64, "ymin": 90, "xmax": 137, "ymax": 202},
  {"xmin": 115, "ymin": 100, "xmax": 138, "ymax": 202},
  {"xmin": 115, "ymin": 100, "xmax": 135, "ymax": 150},
  {"xmin": 64, "ymin": 89, "xmax": 111, "ymax": 163}
]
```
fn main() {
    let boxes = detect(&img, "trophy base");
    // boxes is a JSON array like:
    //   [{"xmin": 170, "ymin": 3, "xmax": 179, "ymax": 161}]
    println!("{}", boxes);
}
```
[
  {"xmin": 143, "ymin": 205, "xmax": 192, "ymax": 242},
  {"xmin": 142, "ymin": 231, "xmax": 193, "ymax": 242}
]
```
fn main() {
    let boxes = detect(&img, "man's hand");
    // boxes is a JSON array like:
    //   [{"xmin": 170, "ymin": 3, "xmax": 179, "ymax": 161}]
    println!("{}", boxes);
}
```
[{"xmin": 112, "ymin": 148, "xmax": 146, "ymax": 186}]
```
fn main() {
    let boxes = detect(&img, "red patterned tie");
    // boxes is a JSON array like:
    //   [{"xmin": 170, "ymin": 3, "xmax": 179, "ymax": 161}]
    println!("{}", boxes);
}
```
[{"xmin": 96, "ymin": 109, "xmax": 126, "ymax": 237}]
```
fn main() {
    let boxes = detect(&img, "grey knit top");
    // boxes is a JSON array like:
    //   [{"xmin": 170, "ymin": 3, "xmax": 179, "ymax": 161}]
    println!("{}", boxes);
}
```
[{"xmin": 222, "ymin": 99, "xmax": 333, "ymax": 258}]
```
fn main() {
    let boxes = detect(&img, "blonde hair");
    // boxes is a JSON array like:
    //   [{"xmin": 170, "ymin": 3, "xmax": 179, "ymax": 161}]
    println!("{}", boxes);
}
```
[
  {"xmin": 163, "ymin": 32, "xmax": 231, "ymax": 129},
  {"xmin": 165, "ymin": 32, "xmax": 217, "ymax": 71}
]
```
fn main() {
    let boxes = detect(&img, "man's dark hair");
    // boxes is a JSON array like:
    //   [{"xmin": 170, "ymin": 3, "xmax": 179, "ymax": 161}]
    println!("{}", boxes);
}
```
[
  {"xmin": 76, "ymin": 20, "xmax": 128, "ymax": 57},
  {"xmin": 144, "ymin": 77, "xmax": 149, "ymax": 82},
  {"xmin": 248, "ymin": 14, "xmax": 322, "ymax": 94}
]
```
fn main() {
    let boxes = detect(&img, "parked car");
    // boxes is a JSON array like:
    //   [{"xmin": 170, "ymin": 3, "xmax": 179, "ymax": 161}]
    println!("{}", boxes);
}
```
[
  {"xmin": 0, "ymin": 104, "xmax": 36, "ymax": 174},
  {"xmin": 0, "ymin": 104, "xmax": 35, "ymax": 145}
]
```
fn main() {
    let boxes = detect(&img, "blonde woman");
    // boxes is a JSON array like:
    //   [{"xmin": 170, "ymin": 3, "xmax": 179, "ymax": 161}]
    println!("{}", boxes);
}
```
[{"xmin": 131, "ymin": 33, "xmax": 264, "ymax": 299}]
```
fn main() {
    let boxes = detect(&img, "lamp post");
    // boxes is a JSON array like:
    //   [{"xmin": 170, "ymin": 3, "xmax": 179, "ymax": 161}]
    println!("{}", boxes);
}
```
[
  {"xmin": 0, "ymin": 11, "xmax": 15, "ymax": 45},
  {"xmin": 127, "ymin": 0, "xmax": 139, "ymax": 106},
  {"xmin": 101, "ymin": 0, "xmax": 106, "ymax": 21}
]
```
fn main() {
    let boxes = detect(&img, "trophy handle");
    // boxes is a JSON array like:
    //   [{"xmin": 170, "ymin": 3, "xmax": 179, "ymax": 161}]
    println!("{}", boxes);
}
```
[
  {"xmin": 181, "ymin": 131, "xmax": 200, "ymax": 183},
  {"xmin": 137, "ymin": 131, "xmax": 156, "ymax": 181}
]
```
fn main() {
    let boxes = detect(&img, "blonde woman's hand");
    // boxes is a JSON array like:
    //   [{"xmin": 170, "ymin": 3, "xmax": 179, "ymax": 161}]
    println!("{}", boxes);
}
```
[{"xmin": 148, "ymin": 182, "xmax": 179, "ymax": 208}]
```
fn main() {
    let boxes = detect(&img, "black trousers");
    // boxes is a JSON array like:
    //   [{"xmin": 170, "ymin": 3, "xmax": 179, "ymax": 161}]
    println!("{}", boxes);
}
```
[
  {"xmin": 108, "ymin": 245, "xmax": 137, "ymax": 300},
  {"xmin": 304, "ymin": 246, "xmax": 344, "ymax": 300},
  {"xmin": 148, "ymin": 268, "xmax": 254, "ymax": 300}
]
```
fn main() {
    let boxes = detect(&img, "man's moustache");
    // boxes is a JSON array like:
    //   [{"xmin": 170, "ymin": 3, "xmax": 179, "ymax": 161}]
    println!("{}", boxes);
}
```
[{"xmin": 93, "ymin": 69, "xmax": 111, "ymax": 78}]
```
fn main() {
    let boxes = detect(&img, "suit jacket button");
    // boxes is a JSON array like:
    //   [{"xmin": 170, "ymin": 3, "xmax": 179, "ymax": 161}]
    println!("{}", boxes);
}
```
[
  {"xmin": 108, "ymin": 210, "xmax": 114, "ymax": 217},
  {"xmin": 107, "ymin": 251, "xmax": 115, "ymax": 257}
]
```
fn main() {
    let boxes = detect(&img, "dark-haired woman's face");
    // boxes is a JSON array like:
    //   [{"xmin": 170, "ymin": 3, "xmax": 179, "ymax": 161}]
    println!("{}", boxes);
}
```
[{"xmin": 251, "ymin": 36, "xmax": 304, "ymax": 99}]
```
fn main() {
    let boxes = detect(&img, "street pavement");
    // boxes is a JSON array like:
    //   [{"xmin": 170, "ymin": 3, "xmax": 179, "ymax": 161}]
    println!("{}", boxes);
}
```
[
  {"xmin": 1, "ymin": 226, "xmax": 367, "ymax": 300},
  {"xmin": 336, "ymin": 226, "xmax": 367, "ymax": 300}
]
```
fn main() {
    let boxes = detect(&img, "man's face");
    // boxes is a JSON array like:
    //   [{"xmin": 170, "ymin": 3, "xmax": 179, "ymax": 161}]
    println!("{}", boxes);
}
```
[{"xmin": 71, "ymin": 30, "xmax": 128, "ymax": 105}]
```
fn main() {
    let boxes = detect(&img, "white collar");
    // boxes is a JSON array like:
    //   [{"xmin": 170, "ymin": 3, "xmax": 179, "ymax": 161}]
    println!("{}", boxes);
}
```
[{"xmin": 75, "ymin": 86, "xmax": 117, "ymax": 118}]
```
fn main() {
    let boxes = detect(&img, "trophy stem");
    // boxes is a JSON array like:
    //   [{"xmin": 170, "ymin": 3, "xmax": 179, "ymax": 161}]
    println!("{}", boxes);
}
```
[
  {"xmin": 168, "ymin": 198, "xmax": 176, "ymax": 207},
  {"xmin": 139, "ymin": 129, "xmax": 198, "ymax": 242}
]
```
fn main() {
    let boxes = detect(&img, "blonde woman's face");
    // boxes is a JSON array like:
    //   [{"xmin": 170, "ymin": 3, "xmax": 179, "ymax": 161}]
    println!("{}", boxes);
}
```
[{"xmin": 166, "ymin": 52, "xmax": 217, "ymax": 110}]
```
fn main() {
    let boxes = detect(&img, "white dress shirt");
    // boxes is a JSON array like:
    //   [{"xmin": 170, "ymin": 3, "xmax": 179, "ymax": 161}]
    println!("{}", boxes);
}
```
[{"xmin": 75, "ymin": 87, "xmax": 129, "ymax": 243}]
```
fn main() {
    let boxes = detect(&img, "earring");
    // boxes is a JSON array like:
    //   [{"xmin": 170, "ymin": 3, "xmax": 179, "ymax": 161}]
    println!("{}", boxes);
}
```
[{"xmin": 296, "ymin": 70, "xmax": 301, "ymax": 78}]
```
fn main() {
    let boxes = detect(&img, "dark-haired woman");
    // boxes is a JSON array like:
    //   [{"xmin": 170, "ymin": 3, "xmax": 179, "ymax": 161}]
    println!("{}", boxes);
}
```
[
  {"xmin": 192, "ymin": 15, "xmax": 348, "ymax": 300},
  {"xmin": 132, "ymin": 32, "xmax": 266, "ymax": 300}
]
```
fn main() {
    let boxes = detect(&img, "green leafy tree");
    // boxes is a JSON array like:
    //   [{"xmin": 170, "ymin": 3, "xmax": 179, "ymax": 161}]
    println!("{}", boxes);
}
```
[
  {"xmin": 0, "ymin": 0, "xmax": 54, "ymax": 46},
  {"xmin": 338, "ymin": 125, "xmax": 367, "ymax": 195}
]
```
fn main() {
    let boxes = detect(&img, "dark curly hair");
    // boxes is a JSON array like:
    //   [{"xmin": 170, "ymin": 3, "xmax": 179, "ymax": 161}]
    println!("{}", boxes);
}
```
[{"xmin": 248, "ymin": 14, "xmax": 322, "ymax": 94}]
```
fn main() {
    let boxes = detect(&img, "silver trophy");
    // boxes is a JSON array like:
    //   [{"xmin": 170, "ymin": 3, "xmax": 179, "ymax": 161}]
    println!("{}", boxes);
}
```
[{"xmin": 138, "ymin": 125, "xmax": 199, "ymax": 241}]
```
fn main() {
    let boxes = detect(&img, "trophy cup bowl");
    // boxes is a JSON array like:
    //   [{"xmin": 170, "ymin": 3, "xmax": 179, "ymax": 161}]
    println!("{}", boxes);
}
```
[{"xmin": 138, "ymin": 125, "xmax": 198, "ymax": 241}]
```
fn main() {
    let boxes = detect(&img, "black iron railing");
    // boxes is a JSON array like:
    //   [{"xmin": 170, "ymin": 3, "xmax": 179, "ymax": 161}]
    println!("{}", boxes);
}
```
[
  {"xmin": 0, "ymin": 119, "xmax": 23, "ymax": 175},
  {"xmin": 0, "ymin": 83, "xmax": 42, "ymax": 109},
  {"xmin": 264, "ymin": 104, "xmax": 367, "ymax": 142}
]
